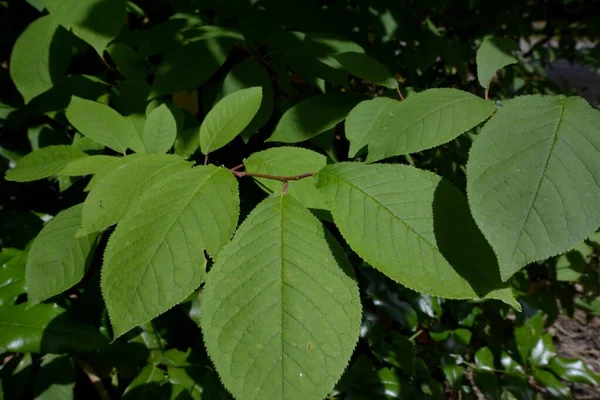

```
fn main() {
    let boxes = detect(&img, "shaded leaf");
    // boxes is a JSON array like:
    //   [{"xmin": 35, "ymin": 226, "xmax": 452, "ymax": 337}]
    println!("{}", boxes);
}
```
[
  {"xmin": 345, "ymin": 97, "xmax": 395, "ymax": 158},
  {"xmin": 5, "ymin": 145, "xmax": 87, "ymax": 182},
  {"xmin": 476, "ymin": 37, "xmax": 519, "ymax": 90},
  {"xmin": 467, "ymin": 95, "xmax": 600, "ymax": 281},
  {"xmin": 102, "ymin": 166, "xmax": 239, "ymax": 337},
  {"xmin": 201, "ymin": 194, "xmax": 361, "ymax": 400},
  {"xmin": 334, "ymin": 52, "xmax": 397, "ymax": 89},
  {"xmin": 532, "ymin": 370, "xmax": 571, "ymax": 399},
  {"xmin": 315, "ymin": 163, "xmax": 518, "ymax": 305},
  {"xmin": 33, "ymin": 355, "xmax": 75, "ymax": 400}
]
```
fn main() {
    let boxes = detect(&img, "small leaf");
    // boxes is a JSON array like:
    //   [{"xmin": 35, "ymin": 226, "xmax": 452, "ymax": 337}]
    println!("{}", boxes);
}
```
[
  {"xmin": 333, "ymin": 52, "xmax": 397, "ymax": 89},
  {"xmin": 475, "ymin": 347, "xmax": 495, "ymax": 371},
  {"xmin": 244, "ymin": 147, "xmax": 328, "ymax": 210},
  {"xmin": 547, "ymin": 357, "xmax": 600, "ymax": 385},
  {"xmin": 532, "ymin": 370, "xmax": 571, "ymax": 399},
  {"xmin": 9, "ymin": 15, "xmax": 72, "ymax": 104},
  {"xmin": 80, "ymin": 154, "xmax": 191, "ymax": 235},
  {"xmin": 66, "ymin": 96, "xmax": 134, "ymax": 153},
  {"xmin": 5, "ymin": 145, "xmax": 87, "ymax": 182},
  {"xmin": 201, "ymin": 194, "xmax": 361, "ymax": 400},
  {"xmin": 200, "ymin": 87, "xmax": 262, "ymax": 154},
  {"xmin": 0, "ymin": 303, "xmax": 108, "ymax": 353},
  {"xmin": 58, "ymin": 155, "xmax": 121, "ymax": 176},
  {"xmin": 33, "ymin": 355, "xmax": 75, "ymax": 400},
  {"xmin": 529, "ymin": 333, "xmax": 557, "ymax": 367},
  {"xmin": 123, "ymin": 365, "xmax": 169, "ymax": 400},
  {"xmin": 315, "ymin": 163, "xmax": 518, "ymax": 306},
  {"xmin": 153, "ymin": 38, "xmax": 233, "ymax": 95},
  {"xmin": 267, "ymin": 93, "xmax": 365, "ymax": 143},
  {"xmin": 347, "ymin": 88, "xmax": 495, "ymax": 162},
  {"xmin": 44, "ymin": 0, "xmax": 125, "ymax": 55},
  {"xmin": 143, "ymin": 104, "xmax": 177, "ymax": 154},
  {"xmin": 467, "ymin": 95, "xmax": 600, "ymax": 281},
  {"xmin": 220, "ymin": 59, "xmax": 274, "ymax": 142},
  {"xmin": 514, "ymin": 312, "xmax": 544, "ymax": 364},
  {"xmin": 26, "ymin": 205, "xmax": 99, "ymax": 306},
  {"xmin": 476, "ymin": 37, "xmax": 519, "ymax": 90},
  {"xmin": 345, "ymin": 97, "xmax": 395, "ymax": 158},
  {"xmin": 102, "ymin": 166, "xmax": 239, "ymax": 337}
]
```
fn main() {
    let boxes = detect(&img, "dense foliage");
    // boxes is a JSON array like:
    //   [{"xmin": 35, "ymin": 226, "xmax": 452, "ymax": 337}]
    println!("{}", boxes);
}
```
[{"xmin": 1, "ymin": 0, "xmax": 600, "ymax": 399}]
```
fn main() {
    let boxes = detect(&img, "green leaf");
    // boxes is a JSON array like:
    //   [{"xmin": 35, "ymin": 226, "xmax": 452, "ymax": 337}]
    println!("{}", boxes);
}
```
[
  {"xmin": 0, "ymin": 303, "xmax": 108, "ymax": 353},
  {"xmin": 467, "ymin": 95, "xmax": 600, "ymax": 281},
  {"xmin": 80, "ymin": 154, "xmax": 191, "ymax": 235},
  {"xmin": 9, "ymin": 15, "xmax": 72, "ymax": 104},
  {"xmin": 514, "ymin": 312, "xmax": 544, "ymax": 364},
  {"xmin": 58, "ymin": 155, "xmax": 121, "ymax": 176},
  {"xmin": 66, "ymin": 96, "xmax": 134, "ymax": 153},
  {"xmin": 0, "ymin": 249, "xmax": 27, "ymax": 306},
  {"xmin": 315, "ymin": 163, "xmax": 518, "ymax": 306},
  {"xmin": 532, "ymin": 370, "xmax": 571, "ymax": 399},
  {"xmin": 123, "ymin": 365, "xmax": 169, "ymax": 400},
  {"xmin": 476, "ymin": 37, "xmax": 519, "ymax": 90},
  {"xmin": 529, "ymin": 333, "xmax": 556, "ymax": 367},
  {"xmin": 44, "ymin": 0, "xmax": 125, "ymax": 55},
  {"xmin": 345, "ymin": 97, "xmax": 395, "ymax": 158},
  {"xmin": 153, "ymin": 38, "xmax": 233, "ymax": 95},
  {"xmin": 33, "ymin": 355, "xmax": 75, "ymax": 400},
  {"xmin": 475, "ymin": 347, "xmax": 495, "ymax": 371},
  {"xmin": 5, "ymin": 145, "xmax": 87, "ymax": 182},
  {"xmin": 547, "ymin": 357, "xmax": 600, "ymax": 385},
  {"xmin": 26, "ymin": 204, "xmax": 99, "ymax": 306},
  {"xmin": 303, "ymin": 33, "xmax": 364, "ymax": 85},
  {"xmin": 267, "ymin": 93, "xmax": 364, "ymax": 143},
  {"xmin": 143, "ymin": 104, "xmax": 177, "ymax": 154},
  {"xmin": 349, "ymin": 89, "xmax": 494, "ymax": 162},
  {"xmin": 200, "ymin": 87, "xmax": 263, "ymax": 155},
  {"xmin": 107, "ymin": 43, "xmax": 146, "ymax": 79},
  {"xmin": 201, "ymin": 194, "xmax": 361, "ymax": 400},
  {"xmin": 333, "ymin": 52, "xmax": 397, "ymax": 89},
  {"xmin": 102, "ymin": 166, "xmax": 239, "ymax": 337},
  {"xmin": 220, "ymin": 59, "xmax": 274, "ymax": 142},
  {"xmin": 244, "ymin": 147, "xmax": 328, "ymax": 210},
  {"xmin": 174, "ymin": 126, "xmax": 200, "ymax": 159}
]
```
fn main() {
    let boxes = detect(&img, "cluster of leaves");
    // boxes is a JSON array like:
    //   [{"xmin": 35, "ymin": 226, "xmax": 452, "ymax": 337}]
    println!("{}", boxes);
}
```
[{"xmin": 1, "ymin": 0, "xmax": 600, "ymax": 399}]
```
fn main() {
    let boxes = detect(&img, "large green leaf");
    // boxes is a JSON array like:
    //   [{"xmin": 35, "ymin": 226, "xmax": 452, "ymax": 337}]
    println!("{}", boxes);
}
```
[
  {"xmin": 220, "ymin": 59, "xmax": 274, "ymax": 142},
  {"xmin": 58, "ymin": 155, "xmax": 121, "ymax": 176},
  {"xmin": 467, "ymin": 95, "xmax": 600, "ymax": 281},
  {"xmin": 102, "ymin": 166, "xmax": 239, "ymax": 337},
  {"xmin": 0, "ymin": 303, "xmax": 108, "ymax": 353},
  {"xmin": 5, "ymin": 145, "xmax": 87, "ymax": 182},
  {"xmin": 153, "ymin": 38, "xmax": 233, "ymax": 95},
  {"xmin": 346, "ymin": 89, "xmax": 495, "ymax": 162},
  {"xmin": 26, "ymin": 204, "xmax": 99, "ymax": 306},
  {"xmin": 80, "ymin": 154, "xmax": 191, "ymax": 235},
  {"xmin": 143, "ymin": 104, "xmax": 177, "ymax": 154},
  {"xmin": 201, "ymin": 194, "xmax": 361, "ymax": 400},
  {"xmin": 9, "ymin": 15, "xmax": 72, "ymax": 104},
  {"xmin": 333, "ymin": 52, "xmax": 397, "ymax": 89},
  {"xmin": 44, "ymin": 0, "xmax": 125, "ymax": 55},
  {"xmin": 267, "ymin": 93, "xmax": 364, "ymax": 143},
  {"xmin": 244, "ymin": 147, "xmax": 328, "ymax": 210},
  {"xmin": 66, "ymin": 96, "xmax": 134, "ymax": 153},
  {"xmin": 345, "ymin": 97, "xmax": 395, "ymax": 158},
  {"xmin": 315, "ymin": 163, "xmax": 517, "ymax": 305},
  {"xmin": 200, "ymin": 87, "xmax": 263, "ymax": 155},
  {"xmin": 476, "ymin": 37, "xmax": 519, "ymax": 90}
]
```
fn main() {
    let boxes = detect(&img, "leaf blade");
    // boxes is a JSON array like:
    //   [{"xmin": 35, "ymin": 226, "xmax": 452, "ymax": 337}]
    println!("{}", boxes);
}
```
[
  {"xmin": 333, "ymin": 52, "xmax": 397, "ymax": 89},
  {"xmin": 476, "ymin": 37, "xmax": 519, "ymax": 90},
  {"xmin": 5, "ymin": 145, "xmax": 88, "ymax": 182},
  {"xmin": 142, "ymin": 104, "xmax": 177, "ymax": 154}
]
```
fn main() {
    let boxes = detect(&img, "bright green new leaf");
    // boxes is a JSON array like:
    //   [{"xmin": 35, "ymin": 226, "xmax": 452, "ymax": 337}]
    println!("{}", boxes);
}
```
[
  {"xmin": 476, "ymin": 37, "xmax": 519, "ymax": 90},
  {"xmin": 143, "ymin": 104, "xmax": 177, "ymax": 153},
  {"xmin": 0, "ymin": 303, "xmax": 108, "ymax": 353},
  {"xmin": 102, "ymin": 166, "xmax": 239, "ymax": 337},
  {"xmin": 334, "ymin": 52, "xmax": 397, "ymax": 89},
  {"xmin": 153, "ymin": 38, "xmax": 233, "ymax": 95},
  {"xmin": 26, "ymin": 205, "xmax": 99, "ymax": 306},
  {"xmin": 5, "ymin": 145, "xmax": 87, "ymax": 182},
  {"xmin": 467, "ymin": 95, "xmax": 600, "ymax": 281},
  {"xmin": 80, "ymin": 154, "xmax": 191, "ymax": 235},
  {"xmin": 345, "ymin": 97, "xmax": 396, "ymax": 158},
  {"xmin": 9, "ymin": 15, "xmax": 72, "ymax": 104},
  {"xmin": 348, "ymin": 89, "xmax": 495, "ymax": 162},
  {"xmin": 200, "ymin": 87, "xmax": 263, "ymax": 154},
  {"xmin": 66, "ymin": 96, "xmax": 134, "ymax": 153},
  {"xmin": 58, "ymin": 155, "xmax": 121, "ymax": 176},
  {"xmin": 201, "ymin": 194, "xmax": 361, "ymax": 400},
  {"xmin": 220, "ymin": 59, "xmax": 274, "ymax": 142},
  {"xmin": 316, "ymin": 163, "xmax": 518, "ymax": 306},
  {"xmin": 44, "ymin": 0, "xmax": 125, "ymax": 55},
  {"xmin": 244, "ymin": 147, "xmax": 328, "ymax": 210},
  {"xmin": 267, "ymin": 93, "xmax": 365, "ymax": 143}
]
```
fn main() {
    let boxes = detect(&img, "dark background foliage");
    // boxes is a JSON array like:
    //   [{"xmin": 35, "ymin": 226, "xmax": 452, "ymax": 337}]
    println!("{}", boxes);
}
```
[{"xmin": 1, "ymin": 0, "xmax": 599, "ymax": 399}]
